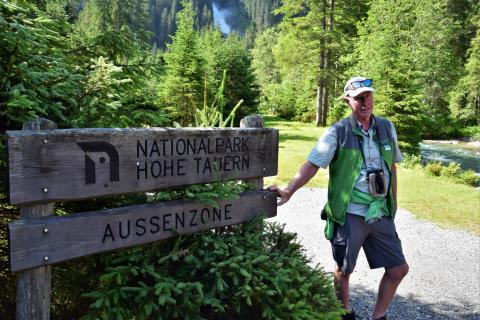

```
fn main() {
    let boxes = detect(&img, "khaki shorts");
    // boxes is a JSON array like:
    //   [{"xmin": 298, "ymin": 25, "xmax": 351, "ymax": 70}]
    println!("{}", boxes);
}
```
[{"xmin": 331, "ymin": 213, "xmax": 406, "ymax": 274}]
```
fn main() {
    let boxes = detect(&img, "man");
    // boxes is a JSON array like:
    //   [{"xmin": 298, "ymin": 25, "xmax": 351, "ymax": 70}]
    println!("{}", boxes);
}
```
[{"xmin": 269, "ymin": 76, "xmax": 409, "ymax": 320}]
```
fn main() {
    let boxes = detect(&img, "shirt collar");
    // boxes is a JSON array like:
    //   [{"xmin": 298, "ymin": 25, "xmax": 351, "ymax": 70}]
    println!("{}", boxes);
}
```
[
  {"xmin": 357, "ymin": 116, "xmax": 376, "ymax": 134},
  {"xmin": 348, "ymin": 114, "xmax": 376, "ymax": 134}
]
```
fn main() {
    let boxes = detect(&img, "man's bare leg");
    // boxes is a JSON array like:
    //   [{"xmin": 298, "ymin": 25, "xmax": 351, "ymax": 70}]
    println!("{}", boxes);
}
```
[
  {"xmin": 370, "ymin": 263, "xmax": 409, "ymax": 319},
  {"xmin": 334, "ymin": 267, "xmax": 351, "ymax": 310}
]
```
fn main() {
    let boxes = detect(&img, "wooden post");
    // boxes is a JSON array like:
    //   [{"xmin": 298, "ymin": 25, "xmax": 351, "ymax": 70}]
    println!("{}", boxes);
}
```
[
  {"xmin": 240, "ymin": 114, "xmax": 264, "ymax": 190},
  {"xmin": 16, "ymin": 118, "xmax": 57, "ymax": 320},
  {"xmin": 241, "ymin": 114, "xmax": 266, "ymax": 233}
]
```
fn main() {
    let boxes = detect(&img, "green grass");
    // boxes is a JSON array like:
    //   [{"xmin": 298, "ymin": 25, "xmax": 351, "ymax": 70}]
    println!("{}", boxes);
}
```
[
  {"xmin": 397, "ymin": 168, "xmax": 479, "ymax": 234},
  {"xmin": 265, "ymin": 116, "xmax": 480, "ymax": 235},
  {"xmin": 265, "ymin": 117, "xmax": 329, "ymax": 188}
]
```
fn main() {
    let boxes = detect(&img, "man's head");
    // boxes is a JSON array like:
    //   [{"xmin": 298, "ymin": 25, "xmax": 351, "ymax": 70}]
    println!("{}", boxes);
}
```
[
  {"xmin": 343, "ymin": 76, "xmax": 375, "ymax": 98},
  {"xmin": 343, "ymin": 76, "xmax": 375, "ymax": 122}
]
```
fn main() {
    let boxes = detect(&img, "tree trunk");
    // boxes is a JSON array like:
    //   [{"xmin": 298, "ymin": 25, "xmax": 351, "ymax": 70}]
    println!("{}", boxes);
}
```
[
  {"xmin": 316, "ymin": 0, "xmax": 327, "ymax": 127},
  {"xmin": 316, "ymin": 84, "xmax": 323, "ymax": 126},
  {"xmin": 321, "ymin": 0, "xmax": 334, "ymax": 126}
]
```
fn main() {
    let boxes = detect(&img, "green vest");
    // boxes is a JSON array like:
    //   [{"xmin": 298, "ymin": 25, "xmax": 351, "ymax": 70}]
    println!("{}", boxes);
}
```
[{"xmin": 323, "ymin": 115, "xmax": 396, "ymax": 233}]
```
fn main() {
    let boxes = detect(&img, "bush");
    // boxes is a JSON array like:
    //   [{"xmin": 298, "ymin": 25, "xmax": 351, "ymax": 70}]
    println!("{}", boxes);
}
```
[
  {"xmin": 401, "ymin": 153, "xmax": 422, "ymax": 169},
  {"xmin": 82, "ymin": 218, "xmax": 343, "ymax": 320},
  {"xmin": 441, "ymin": 162, "xmax": 461, "ymax": 178},
  {"xmin": 423, "ymin": 161, "xmax": 479, "ymax": 187},
  {"xmin": 425, "ymin": 162, "xmax": 443, "ymax": 176},
  {"xmin": 2, "ymin": 182, "xmax": 343, "ymax": 319},
  {"xmin": 457, "ymin": 170, "xmax": 480, "ymax": 187},
  {"xmin": 327, "ymin": 98, "xmax": 348, "ymax": 125},
  {"xmin": 274, "ymin": 89, "xmax": 298, "ymax": 120},
  {"xmin": 457, "ymin": 126, "xmax": 480, "ymax": 140},
  {"xmin": 0, "ymin": 204, "xmax": 16, "ymax": 320}
]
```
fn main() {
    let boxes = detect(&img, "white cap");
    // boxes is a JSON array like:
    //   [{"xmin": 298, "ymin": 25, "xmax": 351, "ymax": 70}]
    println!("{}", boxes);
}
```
[{"xmin": 344, "ymin": 76, "xmax": 375, "ymax": 97}]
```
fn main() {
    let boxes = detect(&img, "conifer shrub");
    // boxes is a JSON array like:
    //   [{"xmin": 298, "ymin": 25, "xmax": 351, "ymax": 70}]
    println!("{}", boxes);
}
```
[
  {"xmin": 0, "ymin": 202, "xmax": 16, "ymax": 319},
  {"xmin": 82, "ymin": 218, "xmax": 343, "ymax": 320},
  {"xmin": 1, "ymin": 183, "xmax": 343, "ymax": 319}
]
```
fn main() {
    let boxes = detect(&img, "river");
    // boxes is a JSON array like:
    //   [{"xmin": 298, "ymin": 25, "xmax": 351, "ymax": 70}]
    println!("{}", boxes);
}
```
[{"xmin": 419, "ymin": 141, "xmax": 480, "ymax": 173}]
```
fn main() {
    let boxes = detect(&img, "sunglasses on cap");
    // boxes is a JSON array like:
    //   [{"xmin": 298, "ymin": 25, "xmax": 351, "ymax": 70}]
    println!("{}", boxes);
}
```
[{"xmin": 346, "ymin": 79, "xmax": 373, "ymax": 91}]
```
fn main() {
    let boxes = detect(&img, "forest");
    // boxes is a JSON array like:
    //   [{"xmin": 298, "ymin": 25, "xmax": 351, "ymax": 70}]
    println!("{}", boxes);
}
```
[
  {"xmin": 1, "ymin": 0, "xmax": 479, "ymax": 158},
  {"xmin": 0, "ymin": 0, "xmax": 479, "ymax": 318}
]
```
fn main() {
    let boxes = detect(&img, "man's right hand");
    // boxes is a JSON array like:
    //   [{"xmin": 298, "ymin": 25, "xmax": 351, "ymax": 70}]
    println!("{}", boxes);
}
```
[{"xmin": 267, "ymin": 185, "xmax": 291, "ymax": 206}]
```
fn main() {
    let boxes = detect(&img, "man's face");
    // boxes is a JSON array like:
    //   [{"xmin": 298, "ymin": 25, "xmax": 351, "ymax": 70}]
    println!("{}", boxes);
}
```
[{"xmin": 346, "ymin": 92, "xmax": 374, "ymax": 121}]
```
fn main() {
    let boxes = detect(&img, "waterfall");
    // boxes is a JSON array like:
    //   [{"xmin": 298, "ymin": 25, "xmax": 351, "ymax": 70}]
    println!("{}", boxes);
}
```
[{"xmin": 212, "ymin": 1, "xmax": 231, "ymax": 34}]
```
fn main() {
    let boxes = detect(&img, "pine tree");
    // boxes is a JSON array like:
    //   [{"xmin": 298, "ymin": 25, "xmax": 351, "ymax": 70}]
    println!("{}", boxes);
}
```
[
  {"xmin": 413, "ymin": 0, "xmax": 466, "ymax": 137},
  {"xmin": 201, "ymin": 4, "xmax": 212, "ymax": 28},
  {"xmin": 450, "ymin": 10, "xmax": 480, "ymax": 126},
  {"xmin": 200, "ymin": 28, "xmax": 259, "ymax": 123},
  {"xmin": 274, "ymin": 0, "xmax": 362, "ymax": 125},
  {"xmin": 349, "ymin": 0, "xmax": 474, "ymax": 149},
  {"xmin": 241, "ymin": 0, "xmax": 281, "ymax": 32},
  {"xmin": 349, "ymin": 0, "xmax": 424, "ymax": 152},
  {"xmin": 251, "ymin": 27, "xmax": 281, "ymax": 114},
  {"xmin": 161, "ymin": 0, "xmax": 204, "ymax": 126}
]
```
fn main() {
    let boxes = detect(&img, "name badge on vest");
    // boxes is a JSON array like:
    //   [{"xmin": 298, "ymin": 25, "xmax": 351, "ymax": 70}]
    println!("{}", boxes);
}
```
[{"xmin": 384, "ymin": 144, "xmax": 391, "ymax": 151}]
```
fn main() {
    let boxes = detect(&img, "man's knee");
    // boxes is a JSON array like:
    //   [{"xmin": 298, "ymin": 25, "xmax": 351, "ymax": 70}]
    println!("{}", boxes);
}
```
[
  {"xmin": 334, "ymin": 266, "xmax": 351, "ymax": 280},
  {"xmin": 386, "ymin": 263, "xmax": 409, "ymax": 282}
]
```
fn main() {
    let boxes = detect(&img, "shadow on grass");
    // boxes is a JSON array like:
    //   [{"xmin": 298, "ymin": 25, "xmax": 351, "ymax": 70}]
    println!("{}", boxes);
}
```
[
  {"xmin": 279, "ymin": 133, "xmax": 319, "ymax": 143},
  {"xmin": 265, "ymin": 116, "xmax": 312, "ymax": 129},
  {"xmin": 268, "ymin": 121, "xmax": 303, "ymax": 127},
  {"xmin": 263, "ymin": 115, "xmax": 288, "ymax": 124},
  {"xmin": 349, "ymin": 284, "xmax": 478, "ymax": 320}
]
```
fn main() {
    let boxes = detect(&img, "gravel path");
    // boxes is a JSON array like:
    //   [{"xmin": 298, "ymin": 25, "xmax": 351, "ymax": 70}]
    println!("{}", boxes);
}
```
[{"xmin": 267, "ymin": 188, "xmax": 480, "ymax": 320}]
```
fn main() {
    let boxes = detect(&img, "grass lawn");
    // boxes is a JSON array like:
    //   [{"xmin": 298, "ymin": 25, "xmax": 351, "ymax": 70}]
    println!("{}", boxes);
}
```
[
  {"xmin": 265, "ymin": 116, "xmax": 480, "ymax": 235},
  {"xmin": 265, "ymin": 117, "xmax": 329, "ymax": 188}
]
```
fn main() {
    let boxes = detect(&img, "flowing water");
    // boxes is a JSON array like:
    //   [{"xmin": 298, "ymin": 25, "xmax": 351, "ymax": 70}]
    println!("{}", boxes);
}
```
[
  {"xmin": 419, "ymin": 141, "xmax": 480, "ymax": 173},
  {"xmin": 212, "ymin": 2, "xmax": 231, "ymax": 34}
]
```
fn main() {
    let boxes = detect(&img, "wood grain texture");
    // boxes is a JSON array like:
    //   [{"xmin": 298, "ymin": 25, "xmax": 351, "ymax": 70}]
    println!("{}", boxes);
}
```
[
  {"xmin": 240, "ymin": 115, "xmax": 264, "ymax": 190},
  {"xmin": 7, "ymin": 127, "xmax": 279, "ymax": 205},
  {"xmin": 22, "ymin": 118, "xmax": 57, "ymax": 131},
  {"xmin": 16, "ymin": 266, "xmax": 51, "ymax": 320},
  {"xmin": 240, "ymin": 114, "xmax": 264, "ymax": 128},
  {"xmin": 8, "ymin": 190, "xmax": 277, "ymax": 272},
  {"xmin": 16, "ymin": 118, "xmax": 55, "ymax": 320}
]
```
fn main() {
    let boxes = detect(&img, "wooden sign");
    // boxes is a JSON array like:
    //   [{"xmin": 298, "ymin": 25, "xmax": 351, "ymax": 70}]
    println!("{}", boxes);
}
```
[
  {"xmin": 7, "ymin": 128, "xmax": 278, "ymax": 205},
  {"xmin": 8, "ymin": 190, "xmax": 277, "ymax": 272}
]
